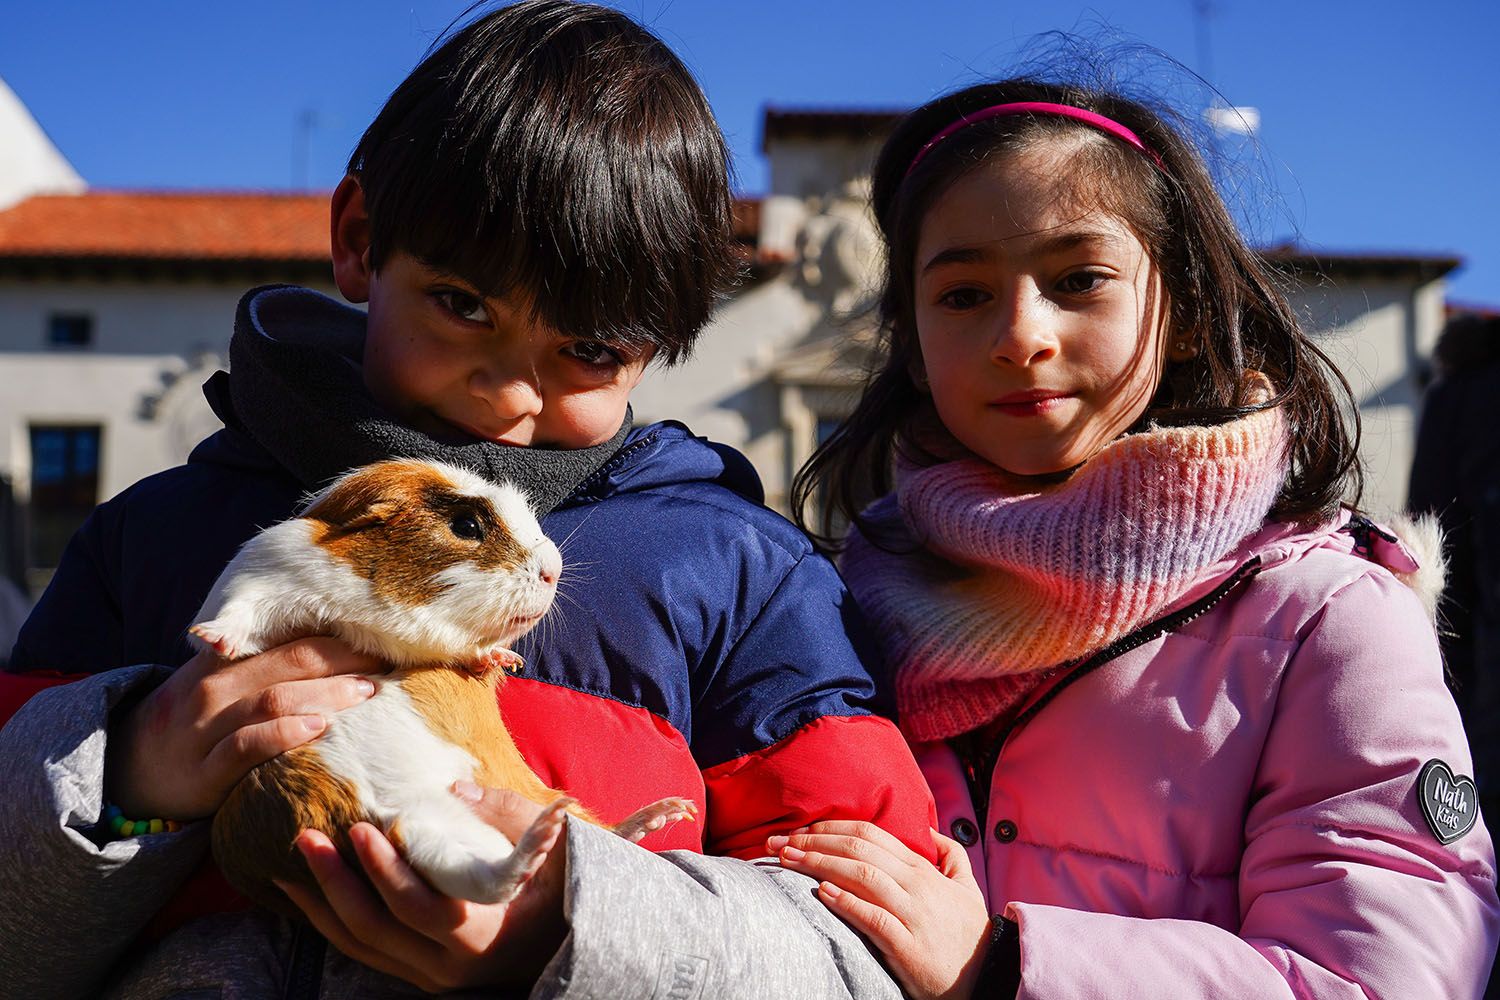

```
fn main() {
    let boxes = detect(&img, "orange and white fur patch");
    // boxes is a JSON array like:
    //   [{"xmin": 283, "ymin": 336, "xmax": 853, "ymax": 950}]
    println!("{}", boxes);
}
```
[{"xmin": 195, "ymin": 459, "xmax": 695, "ymax": 912}]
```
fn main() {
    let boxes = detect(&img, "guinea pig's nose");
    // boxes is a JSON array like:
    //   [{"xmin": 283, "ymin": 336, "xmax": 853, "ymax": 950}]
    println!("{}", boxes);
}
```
[{"xmin": 536, "ymin": 541, "xmax": 562, "ymax": 586}]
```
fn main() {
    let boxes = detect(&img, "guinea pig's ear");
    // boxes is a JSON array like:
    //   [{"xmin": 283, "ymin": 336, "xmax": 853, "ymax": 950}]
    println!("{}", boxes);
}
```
[
  {"xmin": 303, "ymin": 483, "xmax": 399, "ymax": 536},
  {"xmin": 327, "ymin": 501, "xmax": 399, "ymax": 535}
]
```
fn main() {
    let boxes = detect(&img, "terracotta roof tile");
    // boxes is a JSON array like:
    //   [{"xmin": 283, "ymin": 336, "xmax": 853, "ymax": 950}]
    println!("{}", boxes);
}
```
[
  {"xmin": 732, "ymin": 197, "xmax": 760, "ymax": 243},
  {"xmin": 0, "ymin": 191, "xmax": 330, "ymax": 260},
  {"xmin": 0, "ymin": 192, "xmax": 769, "ymax": 265}
]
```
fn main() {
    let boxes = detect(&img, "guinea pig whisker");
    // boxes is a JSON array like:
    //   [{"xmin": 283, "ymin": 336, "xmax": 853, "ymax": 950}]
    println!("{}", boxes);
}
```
[
  {"xmin": 537, "ymin": 611, "xmax": 560, "ymax": 650},
  {"xmin": 552, "ymin": 585, "xmax": 588, "ymax": 611},
  {"xmin": 554, "ymin": 505, "xmax": 602, "ymax": 554},
  {"xmin": 559, "ymin": 560, "xmax": 599, "ymax": 577},
  {"xmin": 553, "ymin": 591, "xmax": 586, "ymax": 618}
]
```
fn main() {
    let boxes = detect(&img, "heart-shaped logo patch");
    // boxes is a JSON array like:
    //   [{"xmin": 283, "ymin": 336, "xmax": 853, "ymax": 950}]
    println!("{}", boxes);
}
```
[{"xmin": 1417, "ymin": 759, "xmax": 1479, "ymax": 845}]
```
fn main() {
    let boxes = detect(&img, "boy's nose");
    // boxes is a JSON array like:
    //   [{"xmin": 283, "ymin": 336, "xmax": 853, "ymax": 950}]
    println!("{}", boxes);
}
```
[{"xmin": 470, "ymin": 370, "xmax": 544, "ymax": 419}]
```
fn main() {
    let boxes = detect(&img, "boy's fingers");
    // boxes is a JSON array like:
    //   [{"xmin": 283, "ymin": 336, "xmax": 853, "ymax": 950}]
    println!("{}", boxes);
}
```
[
  {"xmin": 275, "ymin": 877, "xmax": 434, "ymax": 991},
  {"xmin": 275, "ymin": 878, "xmax": 368, "ymax": 962},
  {"xmin": 793, "ymin": 820, "xmax": 926, "ymax": 868},
  {"xmin": 211, "ymin": 674, "xmax": 377, "ymax": 741},
  {"xmin": 203, "ymin": 714, "xmax": 328, "ymax": 789},
  {"xmin": 296, "ymin": 830, "xmax": 444, "ymax": 971},
  {"xmin": 236, "ymin": 638, "xmax": 386, "ymax": 689},
  {"xmin": 348, "ymin": 823, "xmax": 470, "ymax": 942},
  {"xmin": 814, "ymin": 881, "xmax": 912, "ymax": 958}
]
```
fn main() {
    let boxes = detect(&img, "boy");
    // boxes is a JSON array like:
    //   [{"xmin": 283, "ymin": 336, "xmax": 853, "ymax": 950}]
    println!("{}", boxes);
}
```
[{"xmin": 0, "ymin": 3, "xmax": 934, "ymax": 996}]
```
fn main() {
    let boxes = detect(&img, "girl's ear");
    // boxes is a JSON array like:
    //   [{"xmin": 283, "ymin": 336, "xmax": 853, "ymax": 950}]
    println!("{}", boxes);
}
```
[
  {"xmin": 908, "ymin": 354, "xmax": 931, "ymax": 393},
  {"xmin": 330, "ymin": 175, "xmax": 374, "ymax": 304},
  {"xmin": 1167, "ymin": 332, "xmax": 1201, "ymax": 364}
]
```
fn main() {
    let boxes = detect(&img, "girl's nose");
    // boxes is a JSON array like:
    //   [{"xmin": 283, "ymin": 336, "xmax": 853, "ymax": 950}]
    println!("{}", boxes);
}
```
[
  {"xmin": 469, "ymin": 369, "xmax": 543, "ymax": 420},
  {"xmin": 989, "ymin": 293, "xmax": 1059, "ymax": 367}
]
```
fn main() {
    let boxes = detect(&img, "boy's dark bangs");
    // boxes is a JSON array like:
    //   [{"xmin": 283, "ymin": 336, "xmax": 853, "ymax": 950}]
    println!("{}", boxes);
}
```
[
  {"xmin": 372, "ymin": 131, "xmax": 723, "ymax": 361},
  {"xmin": 352, "ymin": 2, "xmax": 734, "ymax": 363}
]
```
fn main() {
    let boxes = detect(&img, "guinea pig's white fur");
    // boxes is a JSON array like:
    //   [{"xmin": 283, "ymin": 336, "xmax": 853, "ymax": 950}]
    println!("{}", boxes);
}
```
[
  {"xmin": 199, "ymin": 459, "xmax": 694, "ymax": 909},
  {"xmin": 191, "ymin": 460, "xmax": 560, "ymax": 668}
]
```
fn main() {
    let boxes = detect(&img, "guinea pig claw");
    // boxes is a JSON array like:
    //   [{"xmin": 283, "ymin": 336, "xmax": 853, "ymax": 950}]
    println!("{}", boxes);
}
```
[
  {"xmin": 189, "ymin": 622, "xmax": 239, "ymax": 660},
  {"xmin": 485, "ymin": 798, "xmax": 572, "ymax": 903},
  {"xmin": 475, "ymin": 647, "xmax": 525, "ymax": 675},
  {"xmin": 612, "ymin": 797, "xmax": 699, "ymax": 843}
]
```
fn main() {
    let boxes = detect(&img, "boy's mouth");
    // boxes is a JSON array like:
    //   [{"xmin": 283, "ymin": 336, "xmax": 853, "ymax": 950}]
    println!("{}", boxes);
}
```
[{"xmin": 442, "ymin": 416, "xmax": 529, "ymax": 447}]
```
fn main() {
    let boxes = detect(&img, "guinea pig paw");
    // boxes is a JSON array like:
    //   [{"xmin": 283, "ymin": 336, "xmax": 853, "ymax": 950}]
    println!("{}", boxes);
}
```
[
  {"xmin": 613, "ymin": 797, "xmax": 700, "ymax": 843},
  {"xmin": 474, "ymin": 646, "xmax": 525, "ymax": 675},
  {"xmin": 188, "ymin": 621, "xmax": 243, "ymax": 660},
  {"xmin": 492, "ymin": 797, "xmax": 573, "ymax": 898}
]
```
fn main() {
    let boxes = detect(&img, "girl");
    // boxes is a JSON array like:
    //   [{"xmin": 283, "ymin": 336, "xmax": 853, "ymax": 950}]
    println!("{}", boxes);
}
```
[{"xmin": 780, "ymin": 78, "xmax": 1500, "ymax": 998}]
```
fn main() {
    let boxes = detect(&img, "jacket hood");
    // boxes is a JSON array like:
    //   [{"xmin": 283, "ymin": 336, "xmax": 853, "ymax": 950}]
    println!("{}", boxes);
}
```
[
  {"xmin": 187, "ymin": 286, "xmax": 765, "ymax": 510},
  {"xmin": 192, "ymin": 284, "xmax": 632, "ymax": 512},
  {"xmin": 1172, "ymin": 508, "xmax": 1446, "ymax": 624}
]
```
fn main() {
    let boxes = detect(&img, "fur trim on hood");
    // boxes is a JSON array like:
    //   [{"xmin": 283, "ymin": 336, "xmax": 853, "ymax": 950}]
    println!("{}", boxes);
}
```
[{"xmin": 1384, "ymin": 512, "xmax": 1447, "ymax": 624}]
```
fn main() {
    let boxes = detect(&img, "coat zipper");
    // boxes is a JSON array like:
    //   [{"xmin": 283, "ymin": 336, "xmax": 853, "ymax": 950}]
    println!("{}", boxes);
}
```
[{"xmin": 951, "ymin": 557, "xmax": 1264, "ymax": 831}]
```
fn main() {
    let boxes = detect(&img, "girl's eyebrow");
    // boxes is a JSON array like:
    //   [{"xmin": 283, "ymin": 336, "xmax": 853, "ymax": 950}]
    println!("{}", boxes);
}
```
[
  {"xmin": 921, "ymin": 228, "xmax": 1125, "ymax": 274},
  {"xmin": 1031, "ymin": 228, "xmax": 1125, "ymax": 256},
  {"xmin": 920, "ymin": 245, "xmax": 990, "ymax": 274}
]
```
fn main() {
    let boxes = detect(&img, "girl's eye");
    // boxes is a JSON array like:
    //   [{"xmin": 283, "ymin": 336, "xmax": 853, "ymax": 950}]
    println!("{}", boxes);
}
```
[
  {"xmin": 563, "ymin": 340, "xmax": 625, "ymax": 368},
  {"xmin": 433, "ymin": 289, "xmax": 488, "ymax": 322},
  {"xmin": 1057, "ymin": 271, "xmax": 1108, "ymax": 295},
  {"xmin": 937, "ymin": 287, "xmax": 989, "ymax": 311}
]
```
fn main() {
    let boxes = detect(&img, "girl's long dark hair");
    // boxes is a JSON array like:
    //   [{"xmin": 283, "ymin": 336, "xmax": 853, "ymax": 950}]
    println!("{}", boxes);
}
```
[{"xmin": 792, "ymin": 77, "xmax": 1362, "ymax": 549}]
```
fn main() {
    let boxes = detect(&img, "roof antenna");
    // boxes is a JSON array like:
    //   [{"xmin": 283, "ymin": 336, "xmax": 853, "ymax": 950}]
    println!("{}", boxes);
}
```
[
  {"xmin": 1194, "ymin": 1, "xmax": 1260, "ymax": 137},
  {"xmin": 291, "ymin": 109, "xmax": 319, "ymax": 191}
]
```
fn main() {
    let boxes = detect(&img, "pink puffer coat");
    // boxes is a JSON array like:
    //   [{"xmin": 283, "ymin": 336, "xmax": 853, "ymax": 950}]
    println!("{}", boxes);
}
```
[{"xmin": 915, "ymin": 513, "xmax": 1500, "ymax": 998}]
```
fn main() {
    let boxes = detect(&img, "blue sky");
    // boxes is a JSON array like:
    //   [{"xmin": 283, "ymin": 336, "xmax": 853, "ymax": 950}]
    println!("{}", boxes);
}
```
[{"xmin": 4, "ymin": 1, "xmax": 1497, "ymax": 303}]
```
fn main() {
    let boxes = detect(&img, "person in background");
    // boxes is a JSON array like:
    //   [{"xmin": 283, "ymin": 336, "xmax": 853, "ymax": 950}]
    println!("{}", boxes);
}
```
[
  {"xmin": 0, "ymin": 575, "xmax": 28, "ymax": 668},
  {"xmin": 1410, "ymin": 312, "xmax": 1500, "ymax": 836}
]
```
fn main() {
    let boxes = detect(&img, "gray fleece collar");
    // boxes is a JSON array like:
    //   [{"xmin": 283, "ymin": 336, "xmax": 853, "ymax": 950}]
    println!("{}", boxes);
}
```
[{"xmin": 214, "ymin": 284, "xmax": 631, "ymax": 514}]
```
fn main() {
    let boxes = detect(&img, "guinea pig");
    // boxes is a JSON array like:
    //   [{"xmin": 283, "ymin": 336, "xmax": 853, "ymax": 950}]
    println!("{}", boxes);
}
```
[{"xmin": 192, "ymin": 458, "xmax": 696, "ymax": 912}]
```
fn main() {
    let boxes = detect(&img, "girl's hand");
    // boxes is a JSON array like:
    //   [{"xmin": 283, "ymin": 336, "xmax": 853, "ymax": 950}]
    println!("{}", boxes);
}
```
[
  {"xmin": 277, "ymin": 783, "xmax": 568, "ymax": 993},
  {"xmin": 771, "ymin": 821, "xmax": 992, "ymax": 1000},
  {"xmin": 106, "ymin": 638, "xmax": 384, "ymax": 820}
]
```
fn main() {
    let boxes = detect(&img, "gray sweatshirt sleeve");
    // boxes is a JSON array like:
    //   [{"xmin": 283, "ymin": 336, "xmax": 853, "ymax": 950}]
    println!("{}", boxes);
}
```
[
  {"xmin": 533, "ymin": 820, "xmax": 902, "ymax": 1000},
  {"xmin": 0, "ymin": 665, "xmax": 212, "ymax": 999}
]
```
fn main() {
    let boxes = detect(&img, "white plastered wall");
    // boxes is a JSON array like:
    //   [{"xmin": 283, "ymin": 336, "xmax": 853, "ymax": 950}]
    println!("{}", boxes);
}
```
[{"xmin": 0, "ymin": 278, "xmax": 341, "ymax": 501}]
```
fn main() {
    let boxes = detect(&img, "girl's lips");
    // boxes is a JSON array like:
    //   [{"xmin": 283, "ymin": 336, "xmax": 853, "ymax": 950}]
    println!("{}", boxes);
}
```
[{"xmin": 989, "ymin": 391, "xmax": 1073, "ymax": 417}]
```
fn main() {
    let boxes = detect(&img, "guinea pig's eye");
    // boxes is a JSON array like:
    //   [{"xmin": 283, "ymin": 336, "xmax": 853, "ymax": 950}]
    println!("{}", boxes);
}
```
[{"xmin": 449, "ymin": 513, "xmax": 485, "ymax": 541}]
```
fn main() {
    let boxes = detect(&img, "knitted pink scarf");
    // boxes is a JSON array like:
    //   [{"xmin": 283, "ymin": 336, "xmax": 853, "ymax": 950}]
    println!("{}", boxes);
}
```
[{"xmin": 842, "ymin": 403, "xmax": 1288, "ymax": 742}]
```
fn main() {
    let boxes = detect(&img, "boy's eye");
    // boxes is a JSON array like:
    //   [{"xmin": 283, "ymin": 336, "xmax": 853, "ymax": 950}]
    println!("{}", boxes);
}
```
[
  {"xmin": 433, "ymin": 289, "xmax": 488, "ymax": 322},
  {"xmin": 937, "ymin": 287, "xmax": 989, "ymax": 311},
  {"xmin": 1057, "ymin": 271, "xmax": 1108, "ymax": 295},
  {"xmin": 562, "ymin": 340, "xmax": 624, "ymax": 367}
]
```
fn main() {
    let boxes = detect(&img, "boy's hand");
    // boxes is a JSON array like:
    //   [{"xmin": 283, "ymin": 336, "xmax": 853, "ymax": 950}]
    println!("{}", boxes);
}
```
[
  {"xmin": 771, "ymin": 821, "xmax": 992, "ymax": 1000},
  {"xmin": 278, "ymin": 783, "xmax": 568, "ymax": 992},
  {"xmin": 106, "ymin": 638, "xmax": 383, "ymax": 820}
]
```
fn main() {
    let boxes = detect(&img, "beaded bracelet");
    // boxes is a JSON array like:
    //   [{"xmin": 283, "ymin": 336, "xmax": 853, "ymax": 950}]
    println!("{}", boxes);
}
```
[{"xmin": 104, "ymin": 804, "xmax": 182, "ymax": 838}]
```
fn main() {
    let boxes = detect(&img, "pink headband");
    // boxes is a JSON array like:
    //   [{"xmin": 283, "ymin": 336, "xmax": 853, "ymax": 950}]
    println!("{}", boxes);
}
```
[{"xmin": 904, "ymin": 101, "xmax": 1163, "ymax": 178}]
